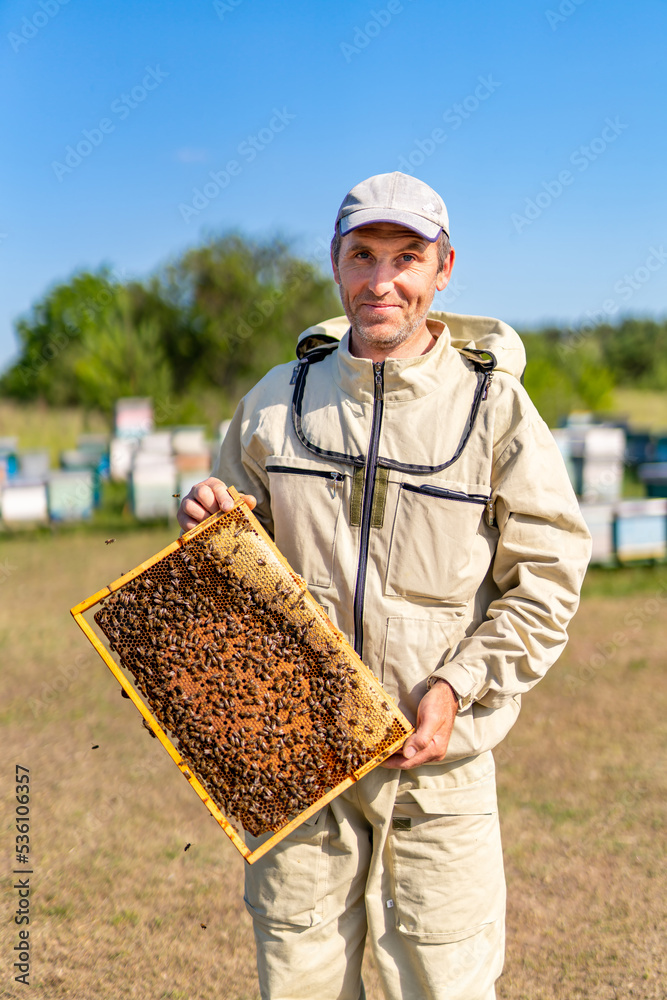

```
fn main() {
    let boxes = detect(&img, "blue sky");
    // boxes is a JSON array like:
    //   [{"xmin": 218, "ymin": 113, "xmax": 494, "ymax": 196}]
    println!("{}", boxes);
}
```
[{"xmin": 1, "ymin": 0, "xmax": 666, "ymax": 371}]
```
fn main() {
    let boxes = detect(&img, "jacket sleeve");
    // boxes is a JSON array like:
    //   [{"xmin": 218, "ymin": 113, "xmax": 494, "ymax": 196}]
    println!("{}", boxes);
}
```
[
  {"xmin": 211, "ymin": 398, "xmax": 275, "ymax": 539},
  {"xmin": 430, "ymin": 403, "xmax": 592, "ymax": 711}
]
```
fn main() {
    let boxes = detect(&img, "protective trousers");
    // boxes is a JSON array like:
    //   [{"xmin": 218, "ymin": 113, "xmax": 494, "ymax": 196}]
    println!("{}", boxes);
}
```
[{"xmin": 244, "ymin": 751, "xmax": 505, "ymax": 1000}]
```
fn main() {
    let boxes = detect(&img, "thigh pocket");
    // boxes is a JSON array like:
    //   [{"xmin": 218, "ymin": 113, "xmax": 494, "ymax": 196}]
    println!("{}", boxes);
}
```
[
  {"xmin": 388, "ymin": 780, "xmax": 504, "ymax": 943},
  {"xmin": 244, "ymin": 808, "xmax": 329, "ymax": 928},
  {"xmin": 385, "ymin": 482, "xmax": 492, "ymax": 603}
]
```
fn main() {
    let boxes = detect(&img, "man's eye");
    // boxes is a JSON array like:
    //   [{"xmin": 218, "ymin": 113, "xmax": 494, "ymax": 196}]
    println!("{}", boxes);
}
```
[
  {"xmin": 356, "ymin": 251, "xmax": 371, "ymax": 259},
  {"xmin": 401, "ymin": 254, "xmax": 416, "ymax": 262}
]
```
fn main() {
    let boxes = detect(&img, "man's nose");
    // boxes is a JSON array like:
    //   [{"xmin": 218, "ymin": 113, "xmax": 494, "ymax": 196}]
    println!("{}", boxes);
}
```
[{"xmin": 366, "ymin": 262, "xmax": 395, "ymax": 296}]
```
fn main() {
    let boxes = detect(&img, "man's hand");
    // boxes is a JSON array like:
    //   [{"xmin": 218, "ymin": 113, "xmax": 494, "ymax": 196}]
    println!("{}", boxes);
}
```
[
  {"xmin": 176, "ymin": 477, "xmax": 257, "ymax": 532},
  {"xmin": 382, "ymin": 680, "xmax": 459, "ymax": 770}
]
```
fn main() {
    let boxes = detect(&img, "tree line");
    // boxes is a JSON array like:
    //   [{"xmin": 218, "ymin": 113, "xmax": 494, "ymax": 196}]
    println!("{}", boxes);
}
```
[{"xmin": 2, "ymin": 231, "xmax": 665, "ymax": 429}]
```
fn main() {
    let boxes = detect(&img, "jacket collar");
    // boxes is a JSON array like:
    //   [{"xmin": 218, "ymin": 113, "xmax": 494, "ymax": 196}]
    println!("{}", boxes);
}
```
[{"xmin": 332, "ymin": 318, "xmax": 468, "ymax": 402}]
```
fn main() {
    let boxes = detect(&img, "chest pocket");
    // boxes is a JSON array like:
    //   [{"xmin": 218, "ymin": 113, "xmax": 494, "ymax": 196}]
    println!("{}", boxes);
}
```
[
  {"xmin": 266, "ymin": 463, "xmax": 343, "ymax": 589},
  {"xmin": 384, "ymin": 482, "xmax": 494, "ymax": 604}
]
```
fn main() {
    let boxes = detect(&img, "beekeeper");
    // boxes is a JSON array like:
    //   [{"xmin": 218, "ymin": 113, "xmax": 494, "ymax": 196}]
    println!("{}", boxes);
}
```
[{"xmin": 178, "ymin": 172, "xmax": 592, "ymax": 1000}]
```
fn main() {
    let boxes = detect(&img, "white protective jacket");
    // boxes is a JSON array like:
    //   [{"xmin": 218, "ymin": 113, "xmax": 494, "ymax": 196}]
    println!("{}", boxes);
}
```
[{"xmin": 214, "ymin": 311, "xmax": 592, "ymax": 761}]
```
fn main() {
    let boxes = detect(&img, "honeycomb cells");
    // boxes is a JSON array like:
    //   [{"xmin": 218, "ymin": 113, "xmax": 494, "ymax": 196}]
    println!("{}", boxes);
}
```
[{"xmin": 94, "ymin": 506, "xmax": 410, "ymax": 837}]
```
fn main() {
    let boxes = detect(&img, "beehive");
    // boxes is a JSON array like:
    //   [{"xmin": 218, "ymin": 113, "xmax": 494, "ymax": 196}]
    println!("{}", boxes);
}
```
[{"xmin": 71, "ymin": 489, "xmax": 413, "ymax": 863}]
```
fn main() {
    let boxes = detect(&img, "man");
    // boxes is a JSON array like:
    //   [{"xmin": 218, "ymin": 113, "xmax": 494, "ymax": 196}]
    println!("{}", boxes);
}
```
[{"xmin": 178, "ymin": 172, "xmax": 591, "ymax": 1000}]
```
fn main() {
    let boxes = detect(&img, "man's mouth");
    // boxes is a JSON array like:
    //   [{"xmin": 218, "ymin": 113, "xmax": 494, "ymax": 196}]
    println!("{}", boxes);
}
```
[{"xmin": 359, "ymin": 302, "xmax": 401, "ymax": 310}]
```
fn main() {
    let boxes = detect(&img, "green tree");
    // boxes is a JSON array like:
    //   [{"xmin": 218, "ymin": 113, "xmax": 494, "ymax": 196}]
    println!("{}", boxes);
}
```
[
  {"xmin": 160, "ymin": 233, "xmax": 340, "ymax": 400},
  {"xmin": 0, "ymin": 234, "xmax": 341, "ymax": 423},
  {"xmin": 597, "ymin": 318, "xmax": 667, "ymax": 389},
  {"xmin": 520, "ymin": 328, "xmax": 615, "ymax": 426}
]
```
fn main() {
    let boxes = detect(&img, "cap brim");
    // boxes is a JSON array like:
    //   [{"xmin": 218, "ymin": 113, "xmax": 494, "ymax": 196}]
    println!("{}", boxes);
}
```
[{"xmin": 339, "ymin": 209, "xmax": 444, "ymax": 241}]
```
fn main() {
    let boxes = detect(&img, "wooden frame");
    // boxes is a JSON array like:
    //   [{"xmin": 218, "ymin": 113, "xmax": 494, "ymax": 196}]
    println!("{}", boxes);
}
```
[{"xmin": 71, "ymin": 490, "xmax": 413, "ymax": 864}]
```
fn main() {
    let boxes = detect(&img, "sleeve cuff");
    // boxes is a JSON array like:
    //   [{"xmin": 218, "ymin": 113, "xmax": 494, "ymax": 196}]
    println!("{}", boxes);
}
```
[{"xmin": 428, "ymin": 663, "xmax": 478, "ymax": 710}]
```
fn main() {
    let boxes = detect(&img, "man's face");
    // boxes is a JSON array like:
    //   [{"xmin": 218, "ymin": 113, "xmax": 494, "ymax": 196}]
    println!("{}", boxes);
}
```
[{"xmin": 331, "ymin": 222, "xmax": 454, "ymax": 359}]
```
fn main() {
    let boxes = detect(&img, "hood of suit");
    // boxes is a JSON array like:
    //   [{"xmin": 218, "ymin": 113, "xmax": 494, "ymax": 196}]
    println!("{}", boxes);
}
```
[{"xmin": 296, "ymin": 311, "xmax": 526, "ymax": 381}]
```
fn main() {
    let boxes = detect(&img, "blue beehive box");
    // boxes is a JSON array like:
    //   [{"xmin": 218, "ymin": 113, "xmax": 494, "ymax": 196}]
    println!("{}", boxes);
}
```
[
  {"xmin": 638, "ymin": 463, "xmax": 667, "ymax": 499},
  {"xmin": 625, "ymin": 431, "xmax": 654, "ymax": 466},
  {"xmin": 614, "ymin": 499, "xmax": 667, "ymax": 562},
  {"xmin": 0, "ymin": 437, "xmax": 19, "ymax": 482},
  {"xmin": 653, "ymin": 437, "xmax": 667, "ymax": 463}
]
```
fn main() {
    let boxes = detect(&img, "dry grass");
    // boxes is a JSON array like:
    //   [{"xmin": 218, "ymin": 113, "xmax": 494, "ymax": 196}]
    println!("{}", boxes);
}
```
[
  {"xmin": 1, "ymin": 532, "xmax": 665, "ymax": 999},
  {"xmin": 496, "ymin": 572, "xmax": 667, "ymax": 1000},
  {"xmin": 611, "ymin": 388, "xmax": 667, "ymax": 431},
  {"xmin": 0, "ymin": 401, "xmax": 110, "ymax": 466}
]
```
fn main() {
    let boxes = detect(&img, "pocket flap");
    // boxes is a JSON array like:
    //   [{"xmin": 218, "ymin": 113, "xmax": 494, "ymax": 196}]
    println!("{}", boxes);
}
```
[{"xmin": 404, "ymin": 780, "xmax": 496, "ymax": 816}]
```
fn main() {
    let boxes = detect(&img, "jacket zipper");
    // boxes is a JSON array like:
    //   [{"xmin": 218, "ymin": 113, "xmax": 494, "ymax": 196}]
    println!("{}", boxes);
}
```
[
  {"xmin": 265, "ymin": 465, "xmax": 342, "ymax": 482},
  {"xmin": 265, "ymin": 465, "xmax": 343, "ymax": 499},
  {"xmin": 402, "ymin": 483, "xmax": 489, "ymax": 503},
  {"xmin": 353, "ymin": 362, "xmax": 384, "ymax": 659},
  {"xmin": 402, "ymin": 483, "xmax": 495, "ymax": 527}
]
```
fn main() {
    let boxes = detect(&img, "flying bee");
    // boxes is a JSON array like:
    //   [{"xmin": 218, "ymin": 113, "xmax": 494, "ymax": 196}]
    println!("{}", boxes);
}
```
[{"xmin": 104, "ymin": 538, "xmax": 116, "ymax": 545}]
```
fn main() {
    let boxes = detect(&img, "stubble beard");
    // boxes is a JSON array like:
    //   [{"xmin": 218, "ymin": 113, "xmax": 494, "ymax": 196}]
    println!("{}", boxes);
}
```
[{"xmin": 341, "ymin": 290, "xmax": 434, "ymax": 355}]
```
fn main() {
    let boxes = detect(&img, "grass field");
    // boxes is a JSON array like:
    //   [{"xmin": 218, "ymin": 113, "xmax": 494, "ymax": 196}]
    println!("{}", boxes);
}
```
[
  {"xmin": 1, "ymin": 529, "xmax": 666, "ymax": 999},
  {"xmin": 611, "ymin": 388, "xmax": 667, "ymax": 431},
  {"xmin": 0, "ymin": 402, "xmax": 110, "ymax": 468}
]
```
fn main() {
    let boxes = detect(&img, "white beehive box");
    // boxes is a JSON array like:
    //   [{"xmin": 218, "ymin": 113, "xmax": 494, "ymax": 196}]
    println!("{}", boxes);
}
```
[
  {"xmin": 48, "ymin": 471, "xmax": 95, "ymax": 522},
  {"xmin": 131, "ymin": 455, "xmax": 177, "ymax": 520},
  {"xmin": 581, "ymin": 459, "xmax": 624, "ymax": 504},
  {"xmin": 115, "ymin": 397, "xmax": 153, "ymax": 439},
  {"xmin": 110, "ymin": 437, "xmax": 137, "ymax": 482},
  {"xmin": 579, "ymin": 502, "xmax": 615, "ymax": 564},
  {"xmin": 1, "ymin": 480, "xmax": 49, "ymax": 525},
  {"xmin": 18, "ymin": 449, "xmax": 51, "ymax": 479},
  {"xmin": 172, "ymin": 427, "xmax": 207, "ymax": 455}
]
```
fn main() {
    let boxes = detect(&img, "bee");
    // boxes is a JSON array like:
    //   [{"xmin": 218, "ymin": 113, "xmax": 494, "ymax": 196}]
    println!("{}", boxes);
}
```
[
  {"xmin": 91, "ymin": 744, "xmax": 100, "ymax": 750},
  {"xmin": 104, "ymin": 538, "xmax": 116, "ymax": 545}
]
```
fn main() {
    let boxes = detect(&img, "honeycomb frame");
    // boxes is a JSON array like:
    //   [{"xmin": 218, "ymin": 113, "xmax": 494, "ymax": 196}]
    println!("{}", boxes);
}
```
[{"xmin": 71, "ymin": 488, "xmax": 414, "ymax": 864}]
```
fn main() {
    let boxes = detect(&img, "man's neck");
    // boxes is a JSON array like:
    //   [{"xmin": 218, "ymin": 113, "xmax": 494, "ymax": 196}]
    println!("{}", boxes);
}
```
[{"xmin": 348, "ymin": 321, "xmax": 437, "ymax": 362}]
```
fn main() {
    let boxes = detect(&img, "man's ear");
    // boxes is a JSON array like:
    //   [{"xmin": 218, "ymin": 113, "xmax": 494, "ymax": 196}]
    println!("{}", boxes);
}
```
[
  {"xmin": 331, "ymin": 249, "xmax": 341, "ymax": 285},
  {"xmin": 436, "ymin": 246, "xmax": 455, "ymax": 292}
]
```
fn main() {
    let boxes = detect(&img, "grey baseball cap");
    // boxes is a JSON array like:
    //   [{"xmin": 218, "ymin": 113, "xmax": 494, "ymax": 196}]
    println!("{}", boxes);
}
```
[{"xmin": 335, "ymin": 171, "xmax": 449, "ymax": 242}]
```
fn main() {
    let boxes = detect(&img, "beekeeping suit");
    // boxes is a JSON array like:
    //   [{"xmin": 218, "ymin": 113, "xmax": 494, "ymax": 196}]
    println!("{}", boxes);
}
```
[{"xmin": 214, "ymin": 310, "xmax": 591, "ymax": 1000}]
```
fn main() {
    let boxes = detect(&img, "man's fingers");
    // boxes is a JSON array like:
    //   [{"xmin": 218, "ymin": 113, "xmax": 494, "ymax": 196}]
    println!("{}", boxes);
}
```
[
  {"xmin": 177, "ymin": 478, "xmax": 230, "ymax": 531},
  {"xmin": 381, "ymin": 682, "xmax": 458, "ymax": 769},
  {"xmin": 200, "ymin": 479, "xmax": 234, "ymax": 513},
  {"xmin": 381, "ymin": 739, "xmax": 441, "ymax": 770},
  {"xmin": 176, "ymin": 479, "xmax": 258, "ymax": 531},
  {"xmin": 381, "ymin": 731, "xmax": 449, "ymax": 770},
  {"xmin": 401, "ymin": 703, "xmax": 445, "ymax": 760}
]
